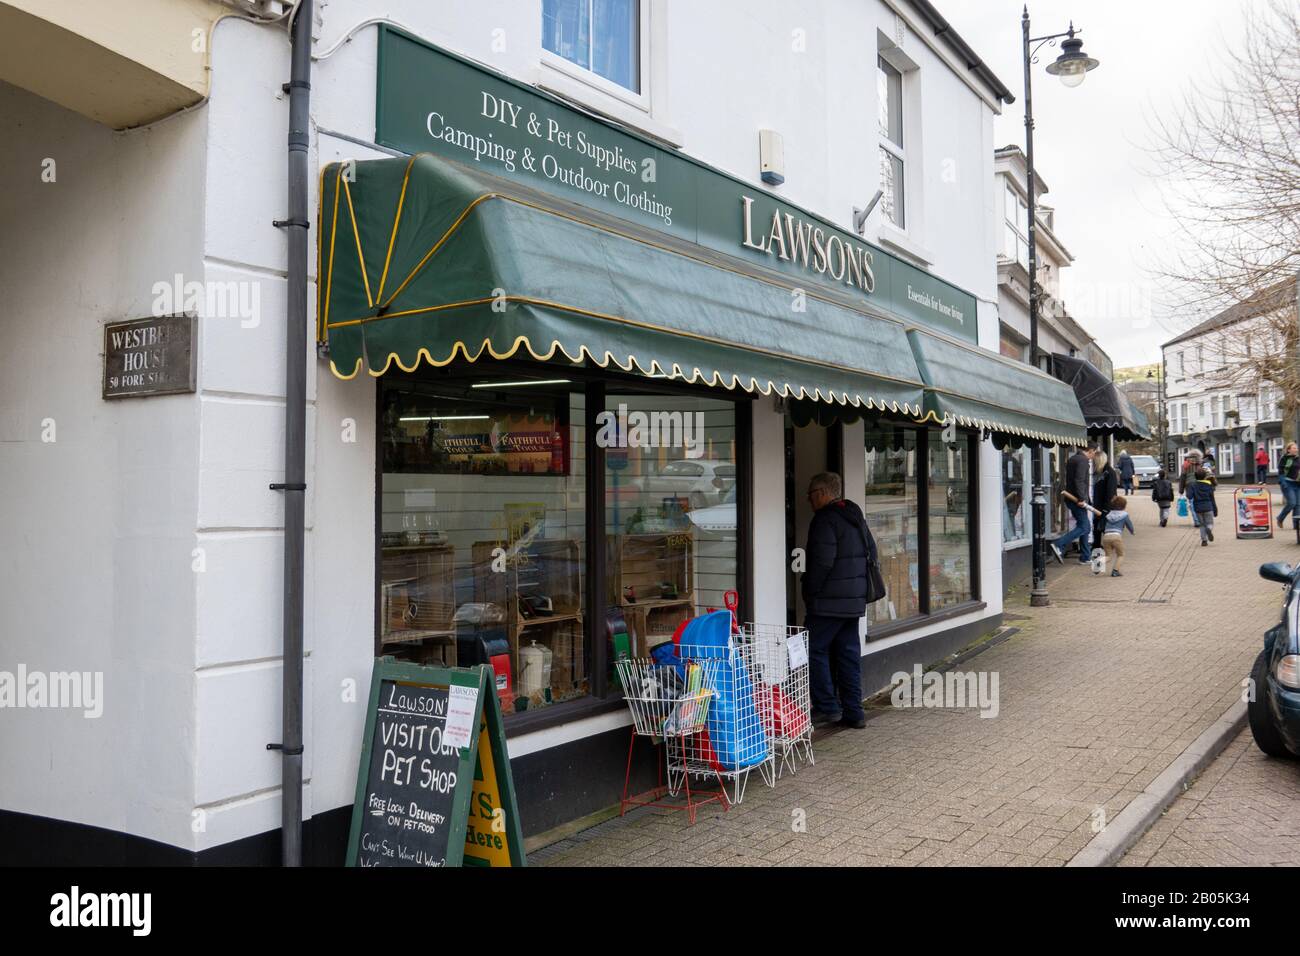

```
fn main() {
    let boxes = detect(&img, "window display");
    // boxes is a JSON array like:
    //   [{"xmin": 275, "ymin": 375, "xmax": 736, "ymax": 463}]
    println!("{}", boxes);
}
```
[
  {"xmin": 929, "ymin": 434, "xmax": 973, "ymax": 610},
  {"xmin": 1002, "ymin": 446, "xmax": 1030, "ymax": 545},
  {"xmin": 380, "ymin": 376, "xmax": 588, "ymax": 715},
  {"xmin": 379, "ymin": 370, "xmax": 744, "ymax": 720},
  {"xmin": 604, "ymin": 392, "xmax": 736, "ymax": 682},
  {"xmin": 864, "ymin": 426, "xmax": 920, "ymax": 625},
  {"xmin": 863, "ymin": 424, "xmax": 977, "ymax": 630}
]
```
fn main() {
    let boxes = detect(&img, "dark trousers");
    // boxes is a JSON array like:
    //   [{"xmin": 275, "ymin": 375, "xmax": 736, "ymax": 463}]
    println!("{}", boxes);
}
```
[{"xmin": 805, "ymin": 614, "xmax": 865, "ymax": 722}]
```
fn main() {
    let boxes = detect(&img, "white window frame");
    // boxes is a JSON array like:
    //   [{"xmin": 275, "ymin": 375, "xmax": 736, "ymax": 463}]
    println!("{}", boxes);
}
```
[
  {"xmin": 877, "ymin": 54, "xmax": 907, "ymax": 231},
  {"xmin": 1001, "ymin": 446, "xmax": 1032, "ymax": 549},
  {"xmin": 1218, "ymin": 443, "xmax": 1235, "ymax": 475},
  {"xmin": 1270, "ymin": 437, "xmax": 1284, "ymax": 473},
  {"xmin": 541, "ymin": 0, "xmax": 651, "ymax": 111},
  {"xmin": 1003, "ymin": 182, "xmax": 1029, "ymax": 269}
]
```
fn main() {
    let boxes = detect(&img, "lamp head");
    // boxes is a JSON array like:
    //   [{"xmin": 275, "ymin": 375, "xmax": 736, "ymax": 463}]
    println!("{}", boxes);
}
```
[{"xmin": 1045, "ymin": 31, "xmax": 1099, "ymax": 87}]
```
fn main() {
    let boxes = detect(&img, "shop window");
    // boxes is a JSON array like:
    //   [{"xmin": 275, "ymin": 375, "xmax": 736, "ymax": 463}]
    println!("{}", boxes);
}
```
[
  {"xmin": 864, "ymin": 426, "xmax": 921, "ymax": 626},
  {"xmin": 603, "ymin": 391, "xmax": 736, "ymax": 685},
  {"xmin": 379, "ymin": 375, "xmax": 588, "ymax": 716},
  {"xmin": 929, "ymin": 433, "xmax": 973, "ymax": 610},
  {"xmin": 863, "ymin": 425, "xmax": 978, "ymax": 630},
  {"xmin": 1002, "ymin": 446, "xmax": 1031, "ymax": 546},
  {"xmin": 543, "ymin": 0, "xmax": 641, "ymax": 93}
]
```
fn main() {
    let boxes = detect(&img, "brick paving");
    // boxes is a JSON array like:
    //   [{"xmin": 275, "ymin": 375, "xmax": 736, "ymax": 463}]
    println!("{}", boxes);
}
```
[
  {"xmin": 534, "ymin": 490, "xmax": 1300, "ymax": 866},
  {"xmin": 1120, "ymin": 729, "xmax": 1300, "ymax": 866}
]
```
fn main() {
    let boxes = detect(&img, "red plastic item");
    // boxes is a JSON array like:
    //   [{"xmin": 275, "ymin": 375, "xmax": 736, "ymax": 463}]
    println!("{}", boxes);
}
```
[
  {"xmin": 488, "ymin": 650, "xmax": 512, "ymax": 711},
  {"xmin": 764, "ymin": 685, "xmax": 809, "ymax": 738},
  {"xmin": 724, "ymin": 590, "xmax": 740, "ymax": 633}
]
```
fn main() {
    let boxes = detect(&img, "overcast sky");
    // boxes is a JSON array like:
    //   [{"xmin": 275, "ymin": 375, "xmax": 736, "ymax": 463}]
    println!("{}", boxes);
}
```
[{"xmin": 943, "ymin": 0, "xmax": 1254, "ymax": 369}]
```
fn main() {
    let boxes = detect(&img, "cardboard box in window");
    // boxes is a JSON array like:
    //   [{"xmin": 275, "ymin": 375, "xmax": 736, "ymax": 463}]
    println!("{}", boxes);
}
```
[
  {"xmin": 380, "ymin": 544, "xmax": 456, "ymax": 642},
  {"xmin": 881, "ymin": 551, "xmax": 918, "ymax": 619},
  {"xmin": 546, "ymin": 620, "xmax": 584, "ymax": 696}
]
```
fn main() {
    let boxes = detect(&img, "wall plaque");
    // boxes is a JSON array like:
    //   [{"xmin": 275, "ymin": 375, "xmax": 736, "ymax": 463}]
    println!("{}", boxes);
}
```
[{"xmin": 102, "ymin": 314, "xmax": 196, "ymax": 399}]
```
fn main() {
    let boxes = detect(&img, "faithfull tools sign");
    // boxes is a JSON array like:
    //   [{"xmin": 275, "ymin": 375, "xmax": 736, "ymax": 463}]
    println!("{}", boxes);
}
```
[{"xmin": 374, "ymin": 26, "xmax": 976, "ymax": 342}]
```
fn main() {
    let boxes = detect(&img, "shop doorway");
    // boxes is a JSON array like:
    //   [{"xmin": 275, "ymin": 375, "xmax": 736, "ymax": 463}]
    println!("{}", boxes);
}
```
[{"xmin": 784, "ymin": 416, "xmax": 842, "ymax": 625}]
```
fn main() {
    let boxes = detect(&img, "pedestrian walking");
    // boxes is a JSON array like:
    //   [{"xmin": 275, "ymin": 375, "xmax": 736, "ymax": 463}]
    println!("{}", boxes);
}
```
[
  {"xmin": 1101, "ymin": 496, "xmax": 1135, "ymax": 577},
  {"xmin": 1118, "ymin": 449, "xmax": 1136, "ymax": 494},
  {"xmin": 1091, "ymin": 451, "xmax": 1119, "ymax": 554},
  {"xmin": 1277, "ymin": 442, "xmax": 1300, "ymax": 529},
  {"xmin": 1051, "ymin": 442, "xmax": 1101, "ymax": 565},
  {"xmin": 1151, "ymin": 470, "xmax": 1175, "ymax": 526},
  {"xmin": 1187, "ymin": 467, "xmax": 1218, "ymax": 546},
  {"xmin": 1256, "ymin": 445, "xmax": 1270, "ymax": 483},
  {"xmin": 801, "ymin": 471, "xmax": 879, "ymax": 730},
  {"xmin": 1179, "ymin": 450, "xmax": 1210, "ymax": 528}
]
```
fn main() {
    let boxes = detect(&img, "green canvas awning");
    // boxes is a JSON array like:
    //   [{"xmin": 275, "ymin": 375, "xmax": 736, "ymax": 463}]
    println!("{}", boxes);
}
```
[
  {"xmin": 907, "ymin": 329, "xmax": 1089, "ymax": 446},
  {"xmin": 317, "ymin": 154, "xmax": 926, "ymax": 416}
]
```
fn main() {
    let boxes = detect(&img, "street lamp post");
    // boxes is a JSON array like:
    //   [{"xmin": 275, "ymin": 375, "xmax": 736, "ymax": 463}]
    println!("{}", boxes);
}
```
[
  {"xmin": 1024, "ymin": 7, "xmax": 1099, "ymax": 608},
  {"xmin": 1148, "ymin": 366, "xmax": 1167, "ymax": 470}
]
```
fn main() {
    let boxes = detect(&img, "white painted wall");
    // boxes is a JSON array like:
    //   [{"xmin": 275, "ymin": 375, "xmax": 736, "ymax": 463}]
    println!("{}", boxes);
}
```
[{"xmin": 0, "ymin": 80, "xmax": 206, "ymax": 848}]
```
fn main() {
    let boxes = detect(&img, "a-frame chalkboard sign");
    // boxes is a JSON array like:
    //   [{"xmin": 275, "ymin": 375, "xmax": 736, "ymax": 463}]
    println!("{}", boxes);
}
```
[{"xmin": 346, "ymin": 657, "xmax": 526, "ymax": 867}]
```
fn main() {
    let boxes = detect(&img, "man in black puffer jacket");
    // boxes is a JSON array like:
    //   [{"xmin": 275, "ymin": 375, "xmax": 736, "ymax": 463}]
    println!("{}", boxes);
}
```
[{"xmin": 802, "ymin": 472, "xmax": 872, "ymax": 730}]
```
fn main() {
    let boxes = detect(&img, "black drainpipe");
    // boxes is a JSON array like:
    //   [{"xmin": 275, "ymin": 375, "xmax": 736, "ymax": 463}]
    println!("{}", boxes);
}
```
[{"xmin": 269, "ymin": 0, "xmax": 312, "ymax": 867}]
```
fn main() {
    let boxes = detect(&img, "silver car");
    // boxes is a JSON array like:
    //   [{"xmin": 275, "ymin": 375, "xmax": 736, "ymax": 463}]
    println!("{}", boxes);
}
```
[{"xmin": 1128, "ymin": 454, "xmax": 1161, "ymax": 488}]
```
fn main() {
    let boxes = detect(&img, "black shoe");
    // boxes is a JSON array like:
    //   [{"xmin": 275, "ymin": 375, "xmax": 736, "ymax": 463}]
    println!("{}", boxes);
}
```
[
  {"xmin": 811, "ymin": 711, "xmax": 842, "ymax": 729},
  {"xmin": 1160, "ymin": 518, "xmax": 1167, "ymax": 527},
  {"xmin": 1201, "ymin": 539, "xmax": 1208, "ymax": 547},
  {"xmin": 838, "ymin": 715, "xmax": 867, "ymax": 729},
  {"xmin": 1208, "ymin": 529, "xmax": 1214, "ymax": 541},
  {"xmin": 1111, "ymin": 569, "xmax": 1122, "ymax": 577}
]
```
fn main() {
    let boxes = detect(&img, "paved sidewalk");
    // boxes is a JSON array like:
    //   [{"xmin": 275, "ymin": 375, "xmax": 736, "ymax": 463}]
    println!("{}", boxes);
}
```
[
  {"xmin": 534, "ymin": 495, "xmax": 1299, "ymax": 866},
  {"xmin": 1119, "ymin": 729, "xmax": 1300, "ymax": 866}
]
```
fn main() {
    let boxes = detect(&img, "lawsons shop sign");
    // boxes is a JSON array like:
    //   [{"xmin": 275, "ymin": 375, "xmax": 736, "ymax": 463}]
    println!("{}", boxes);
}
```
[{"xmin": 375, "ymin": 26, "xmax": 975, "ymax": 342}]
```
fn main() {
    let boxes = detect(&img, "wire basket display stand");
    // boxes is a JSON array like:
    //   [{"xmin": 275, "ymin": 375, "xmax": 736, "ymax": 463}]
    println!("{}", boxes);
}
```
[
  {"xmin": 742, "ymin": 623, "xmax": 814, "ymax": 778},
  {"xmin": 614, "ymin": 657, "xmax": 730, "ymax": 824},
  {"xmin": 673, "ymin": 638, "xmax": 775, "ymax": 805}
]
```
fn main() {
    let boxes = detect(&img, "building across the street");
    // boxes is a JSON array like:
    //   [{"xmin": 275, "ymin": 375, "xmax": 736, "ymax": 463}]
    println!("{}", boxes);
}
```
[
  {"xmin": 1162, "ymin": 291, "xmax": 1293, "ymax": 482},
  {"xmin": 1, "ymin": 0, "xmax": 1097, "ymax": 864}
]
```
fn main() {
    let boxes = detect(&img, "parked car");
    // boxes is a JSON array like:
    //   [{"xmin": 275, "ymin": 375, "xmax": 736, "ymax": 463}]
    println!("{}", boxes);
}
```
[
  {"xmin": 1248, "ymin": 561, "xmax": 1300, "ymax": 758},
  {"xmin": 621, "ymin": 459, "xmax": 734, "ymax": 509},
  {"xmin": 686, "ymin": 484, "xmax": 737, "ymax": 533},
  {"xmin": 1129, "ymin": 454, "xmax": 1161, "ymax": 488}
]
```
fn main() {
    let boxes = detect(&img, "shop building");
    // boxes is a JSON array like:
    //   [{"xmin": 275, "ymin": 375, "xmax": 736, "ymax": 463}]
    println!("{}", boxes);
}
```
[{"xmin": 0, "ymin": 0, "xmax": 1089, "ymax": 864}]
